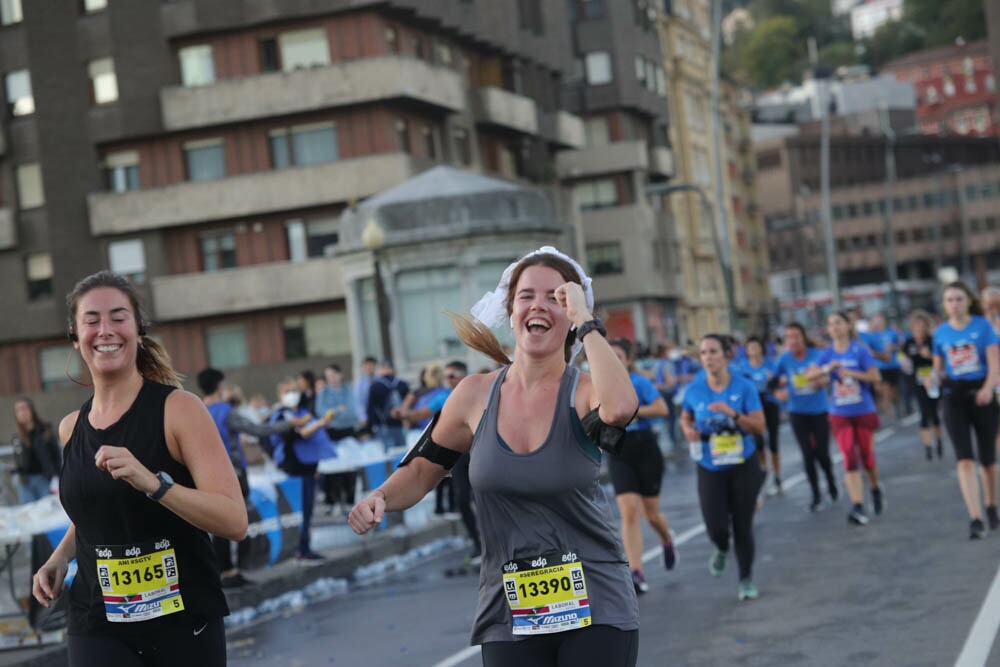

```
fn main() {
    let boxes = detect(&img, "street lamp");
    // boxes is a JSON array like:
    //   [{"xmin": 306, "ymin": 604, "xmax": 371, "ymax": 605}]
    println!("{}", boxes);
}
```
[{"xmin": 361, "ymin": 216, "xmax": 393, "ymax": 362}]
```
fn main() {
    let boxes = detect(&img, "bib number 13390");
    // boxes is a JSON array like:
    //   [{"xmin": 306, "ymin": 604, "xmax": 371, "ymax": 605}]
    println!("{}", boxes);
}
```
[{"xmin": 502, "ymin": 550, "xmax": 591, "ymax": 635}]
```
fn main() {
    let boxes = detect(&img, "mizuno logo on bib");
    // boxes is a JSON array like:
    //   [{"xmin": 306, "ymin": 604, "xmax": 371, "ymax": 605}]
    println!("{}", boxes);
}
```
[{"xmin": 96, "ymin": 538, "xmax": 185, "ymax": 623}]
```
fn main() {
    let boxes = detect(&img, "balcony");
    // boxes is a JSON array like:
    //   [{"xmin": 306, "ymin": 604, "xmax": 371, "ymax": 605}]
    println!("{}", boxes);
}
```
[
  {"xmin": 556, "ymin": 140, "xmax": 648, "ymax": 180},
  {"xmin": 88, "ymin": 153, "xmax": 419, "ymax": 235},
  {"xmin": 472, "ymin": 87, "xmax": 539, "ymax": 135},
  {"xmin": 160, "ymin": 56, "xmax": 466, "ymax": 131},
  {"xmin": 0, "ymin": 208, "xmax": 14, "ymax": 250},
  {"xmin": 539, "ymin": 111, "xmax": 585, "ymax": 149},
  {"xmin": 649, "ymin": 146, "xmax": 675, "ymax": 179},
  {"xmin": 151, "ymin": 257, "xmax": 345, "ymax": 321}
]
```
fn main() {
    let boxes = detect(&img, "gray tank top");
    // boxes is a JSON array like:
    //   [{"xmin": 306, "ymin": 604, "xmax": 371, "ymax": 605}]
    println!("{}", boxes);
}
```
[{"xmin": 468, "ymin": 365, "xmax": 639, "ymax": 644}]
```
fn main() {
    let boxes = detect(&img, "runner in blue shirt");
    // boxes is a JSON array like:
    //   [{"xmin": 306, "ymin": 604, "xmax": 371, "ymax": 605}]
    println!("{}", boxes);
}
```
[
  {"xmin": 735, "ymin": 337, "xmax": 782, "ymax": 495},
  {"xmin": 932, "ymin": 282, "xmax": 1000, "ymax": 539},
  {"xmin": 773, "ymin": 322, "xmax": 839, "ymax": 511},
  {"xmin": 814, "ymin": 312, "xmax": 884, "ymax": 526},
  {"xmin": 607, "ymin": 339, "xmax": 675, "ymax": 594},
  {"xmin": 860, "ymin": 312, "xmax": 903, "ymax": 422},
  {"xmin": 682, "ymin": 334, "xmax": 765, "ymax": 601}
]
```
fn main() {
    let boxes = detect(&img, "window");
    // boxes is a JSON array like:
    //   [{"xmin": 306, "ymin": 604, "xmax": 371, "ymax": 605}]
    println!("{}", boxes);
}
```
[
  {"xmin": 832, "ymin": 205, "xmax": 843, "ymax": 220},
  {"xmin": 422, "ymin": 125, "xmax": 437, "ymax": 159},
  {"xmin": 5, "ymin": 69, "xmax": 33, "ymax": 116},
  {"xmin": 436, "ymin": 42, "xmax": 453, "ymax": 66},
  {"xmin": 907, "ymin": 195, "xmax": 918, "ymax": 210},
  {"xmin": 586, "ymin": 242, "xmax": 624, "ymax": 275},
  {"xmin": 577, "ymin": 178, "xmax": 618, "ymax": 210},
  {"xmin": 82, "ymin": 0, "xmax": 107, "ymax": 12},
  {"xmin": 269, "ymin": 122, "xmax": 338, "ymax": 168},
  {"xmin": 413, "ymin": 36, "xmax": 426, "ymax": 61},
  {"xmin": 847, "ymin": 203, "xmax": 858, "ymax": 218},
  {"xmin": 184, "ymin": 139, "xmax": 225, "ymax": 181},
  {"xmin": 103, "ymin": 150, "xmax": 140, "ymax": 192},
  {"xmin": 26, "ymin": 252, "xmax": 53, "ymax": 300},
  {"xmin": 912, "ymin": 228, "xmax": 924, "ymax": 241},
  {"xmin": 965, "ymin": 184, "xmax": 978, "ymax": 201},
  {"xmin": 584, "ymin": 116, "xmax": 610, "ymax": 146},
  {"xmin": 108, "ymin": 239, "xmax": 146, "ymax": 283},
  {"xmin": 862, "ymin": 201, "xmax": 873, "ymax": 216},
  {"xmin": 655, "ymin": 66, "xmax": 666, "ymax": 97},
  {"xmin": 453, "ymin": 127, "xmax": 471, "ymax": 165},
  {"xmin": 635, "ymin": 56, "xmax": 646, "ymax": 87},
  {"xmin": 567, "ymin": 0, "xmax": 605, "ymax": 19},
  {"xmin": 39, "ymin": 346, "xmax": 80, "ymax": 390},
  {"xmin": 286, "ymin": 217, "xmax": 339, "ymax": 260},
  {"xmin": 396, "ymin": 119, "xmax": 410, "ymax": 153},
  {"xmin": 943, "ymin": 76, "xmax": 955, "ymax": 97},
  {"xmin": 205, "ymin": 325, "xmax": 248, "ymax": 369},
  {"xmin": 88, "ymin": 58, "xmax": 118, "ymax": 105},
  {"xmin": 396, "ymin": 267, "xmax": 463, "ymax": 362},
  {"xmin": 894, "ymin": 230, "xmax": 906, "ymax": 244},
  {"xmin": 0, "ymin": 0, "xmax": 21, "ymax": 25},
  {"xmin": 15, "ymin": 162, "xmax": 44, "ymax": 209},
  {"xmin": 965, "ymin": 76, "xmax": 976, "ymax": 94},
  {"xmin": 201, "ymin": 233, "xmax": 236, "ymax": 271},
  {"xmin": 836, "ymin": 239, "xmax": 848, "ymax": 252},
  {"xmin": 386, "ymin": 27, "xmax": 399, "ymax": 54},
  {"xmin": 259, "ymin": 37, "xmax": 280, "ymax": 72},
  {"xmin": 279, "ymin": 28, "xmax": 329, "ymax": 72},
  {"xmin": 518, "ymin": 0, "xmax": 545, "ymax": 33},
  {"xmin": 584, "ymin": 52, "xmax": 612, "ymax": 86},
  {"xmin": 179, "ymin": 45, "xmax": 215, "ymax": 87},
  {"xmin": 282, "ymin": 312, "xmax": 351, "ymax": 359}
]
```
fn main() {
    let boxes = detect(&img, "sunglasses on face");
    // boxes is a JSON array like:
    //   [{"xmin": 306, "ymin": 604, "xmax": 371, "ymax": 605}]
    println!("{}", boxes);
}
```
[{"xmin": 445, "ymin": 373, "xmax": 464, "ymax": 380}]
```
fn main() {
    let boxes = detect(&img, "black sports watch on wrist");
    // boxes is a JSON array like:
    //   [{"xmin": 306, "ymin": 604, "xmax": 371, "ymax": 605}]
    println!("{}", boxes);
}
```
[
  {"xmin": 576, "ymin": 318, "xmax": 607, "ymax": 342},
  {"xmin": 147, "ymin": 471, "xmax": 175, "ymax": 502}
]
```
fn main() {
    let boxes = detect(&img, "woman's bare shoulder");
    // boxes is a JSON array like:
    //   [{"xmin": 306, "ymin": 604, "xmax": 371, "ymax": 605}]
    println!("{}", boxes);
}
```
[{"xmin": 58, "ymin": 411, "xmax": 80, "ymax": 446}]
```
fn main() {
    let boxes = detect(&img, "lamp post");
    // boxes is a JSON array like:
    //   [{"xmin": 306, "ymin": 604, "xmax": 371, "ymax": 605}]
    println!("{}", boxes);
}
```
[
  {"xmin": 645, "ymin": 182, "xmax": 738, "ymax": 332},
  {"xmin": 361, "ymin": 217, "xmax": 393, "ymax": 362}
]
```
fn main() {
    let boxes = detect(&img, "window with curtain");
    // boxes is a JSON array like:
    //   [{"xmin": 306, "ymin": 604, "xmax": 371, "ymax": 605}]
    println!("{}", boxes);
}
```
[
  {"xmin": 278, "ymin": 28, "xmax": 330, "ymax": 71},
  {"xmin": 108, "ymin": 239, "xmax": 146, "ymax": 284},
  {"xmin": 206, "ymin": 325, "xmax": 249, "ymax": 369},
  {"xmin": 26, "ymin": 252, "xmax": 53, "ymax": 300},
  {"xmin": 82, "ymin": 0, "xmax": 107, "ymax": 12},
  {"xmin": 0, "ymin": 0, "xmax": 22, "ymax": 25},
  {"xmin": 39, "ymin": 345, "xmax": 80, "ymax": 390},
  {"xmin": 586, "ymin": 242, "xmax": 624, "ymax": 275},
  {"xmin": 201, "ymin": 233, "xmax": 236, "ymax": 271},
  {"xmin": 104, "ymin": 150, "xmax": 140, "ymax": 192},
  {"xmin": 179, "ymin": 45, "xmax": 215, "ymax": 87},
  {"xmin": 88, "ymin": 58, "xmax": 118, "ymax": 105},
  {"xmin": 5, "ymin": 69, "xmax": 33, "ymax": 116},
  {"xmin": 584, "ymin": 52, "xmax": 612, "ymax": 85},
  {"xmin": 577, "ymin": 178, "xmax": 618, "ymax": 210},
  {"xmin": 270, "ymin": 123, "xmax": 338, "ymax": 168},
  {"xmin": 184, "ymin": 139, "xmax": 225, "ymax": 181},
  {"xmin": 283, "ymin": 312, "xmax": 351, "ymax": 359},
  {"xmin": 15, "ymin": 162, "xmax": 44, "ymax": 209},
  {"xmin": 397, "ymin": 267, "xmax": 463, "ymax": 362}
]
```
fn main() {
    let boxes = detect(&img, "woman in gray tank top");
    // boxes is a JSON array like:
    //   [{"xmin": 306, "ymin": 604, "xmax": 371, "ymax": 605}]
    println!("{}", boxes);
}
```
[{"xmin": 349, "ymin": 247, "xmax": 640, "ymax": 666}]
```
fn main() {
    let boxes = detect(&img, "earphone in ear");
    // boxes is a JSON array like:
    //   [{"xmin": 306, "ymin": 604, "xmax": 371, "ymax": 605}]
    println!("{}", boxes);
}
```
[
  {"xmin": 139, "ymin": 326, "xmax": 147, "ymax": 337},
  {"xmin": 68, "ymin": 331, "xmax": 78, "ymax": 343}
]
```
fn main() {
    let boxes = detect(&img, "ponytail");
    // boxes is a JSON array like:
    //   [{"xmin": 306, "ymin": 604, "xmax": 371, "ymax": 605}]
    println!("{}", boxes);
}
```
[
  {"xmin": 137, "ymin": 337, "xmax": 183, "ymax": 388},
  {"xmin": 447, "ymin": 312, "xmax": 511, "ymax": 367}
]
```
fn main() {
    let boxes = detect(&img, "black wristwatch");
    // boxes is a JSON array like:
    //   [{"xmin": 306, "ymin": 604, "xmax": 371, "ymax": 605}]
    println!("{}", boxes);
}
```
[
  {"xmin": 147, "ymin": 471, "xmax": 175, "ymax": 502},
  {"xmin": 576, "ymin": 318, "xmax": 607, "ymax": 342}
]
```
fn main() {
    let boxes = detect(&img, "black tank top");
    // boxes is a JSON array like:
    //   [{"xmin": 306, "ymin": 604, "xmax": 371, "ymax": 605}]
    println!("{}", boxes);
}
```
[{"xmin": 60, "ymin": 380, "xmax": 228, "ymax": 635}]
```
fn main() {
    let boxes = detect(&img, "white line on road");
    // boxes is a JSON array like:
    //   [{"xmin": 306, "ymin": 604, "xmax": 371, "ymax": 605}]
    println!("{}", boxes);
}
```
[
  {"xmin": 955, "ymin": 564, "xmax": 1000, "ymax": 667},
  {"xmin": 430, "ymin": 645, "xmax": 482, "ymax": 667}
]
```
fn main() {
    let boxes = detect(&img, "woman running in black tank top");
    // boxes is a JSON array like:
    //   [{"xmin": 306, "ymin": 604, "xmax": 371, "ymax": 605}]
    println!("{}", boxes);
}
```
[{"xmin": 31, "ymin": 272, "xmax": 246, "ymax": 667}]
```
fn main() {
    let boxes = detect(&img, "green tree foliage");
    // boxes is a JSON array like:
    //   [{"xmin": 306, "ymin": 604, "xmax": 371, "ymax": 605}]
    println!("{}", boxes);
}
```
[{"xmin": 743, "ymin": 16, "xmax": 803, "ymax": 87}]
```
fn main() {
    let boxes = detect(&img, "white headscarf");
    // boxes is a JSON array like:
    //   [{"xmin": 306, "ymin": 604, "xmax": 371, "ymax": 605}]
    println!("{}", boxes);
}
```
[{"xmin": 470, "ymin": 246, "xmax": 594, "ymax": 362}]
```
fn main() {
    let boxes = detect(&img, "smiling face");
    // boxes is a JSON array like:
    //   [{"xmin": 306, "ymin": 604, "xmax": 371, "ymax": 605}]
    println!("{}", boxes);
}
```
[
  {"xmin": 72, "ymin": 287, "xmax": 140, "ymax": 379},
  {"xmin": 509, "ymin": 265, "xmax": 572, "ymax": 359}
]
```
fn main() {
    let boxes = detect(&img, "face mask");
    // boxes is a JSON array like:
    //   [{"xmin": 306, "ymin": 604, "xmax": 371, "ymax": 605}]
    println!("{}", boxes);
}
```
[
  {"xmin": 281, "ymin": 391, "xmax": 301, "ymax": 409},
  {"xmin": 668, "ymin": 350, "xmax": 683, "ymax": 360}
]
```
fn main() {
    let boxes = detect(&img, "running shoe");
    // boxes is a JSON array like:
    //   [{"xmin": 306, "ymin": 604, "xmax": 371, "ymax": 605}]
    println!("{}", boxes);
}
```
[
  {"xmin": 872, "ymin": 487, "xmax": 884, "ymax": 516},
  {"xmin": 631, "ymin": 570, "xmax": 650, "ymax": 594},
  {"xmin": 808, "ymin": 499, "xmax": 824, "ymax": 513},
  {"xmin": 970, "ymin": 519, "xmax": 987, "ymax": 540},
  {"xmin": 936, "ymin": 440, "xmax": 943, "ymax": 459},
  {"xmin": 663, "ymin": 541, "xmax": 677, "ymax": 571},
  {"xmin": 709, "ymin": 549, "xmax": 727, "ymax": 577},
  {"xmin": 221, "ymin": 572, "xmax": 254, "ymax": 588},
  {"xmin": 828, "ymin": 484, "xmax": 840, "ymax": 503},
  {"xmin": 987, "ymin": 507, "xmax": 1000, "ymax": 532},
  {"xmin": 465, "ymin": 545, "xmax": 483, "ymax": 567},
  {"xmin": 297, "ymin": 551, "xmax": 326, "ymax": 565},
  {"xmin": 737, "ymin": 578, "xmax": 759, "ymax": 601},
  {"xmin": 847, "ymin": 505, "xmax": 869, "ymax": 526}
]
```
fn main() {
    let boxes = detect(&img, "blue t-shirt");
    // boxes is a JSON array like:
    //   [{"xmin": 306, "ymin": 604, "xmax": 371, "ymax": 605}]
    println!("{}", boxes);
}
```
[
  {"xmin": 425, "ymin": 387, "xmax": 452, "ymax": 416},
  {"xmin": 933, "ymin": 316, "xmax": 999, "ymax": 381},
  {"xmin": 682, "ymin": 374, "xmax": 761, "ymax": 471},
  {"xmin": 734, "ymin": 358, "xmax": 778, "ymax": 404},
  {"xmin": 629, "ymin": 371, "xmax": 663, "ymax": 432},
  {"xmin": 774, "ymin": 349, "xmax": 829, "ymax": 415},
  {"xmin": 860, "ymin": 329, "xmax": 902, "ymax": 370},
  {"xmin": 817, "ymin": 341, "xmax": 878, "ymax": 417}
]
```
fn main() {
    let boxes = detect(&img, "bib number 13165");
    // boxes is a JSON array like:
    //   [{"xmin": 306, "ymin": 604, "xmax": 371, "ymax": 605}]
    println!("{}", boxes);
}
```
[{"xmin": 96, "ymin": 538, "xmax": 185, "ymax": 623}]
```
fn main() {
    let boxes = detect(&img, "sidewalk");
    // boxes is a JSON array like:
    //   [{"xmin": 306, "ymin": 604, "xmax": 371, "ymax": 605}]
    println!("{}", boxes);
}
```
[{"xmin": 0, "ymin": 509, "xmax": 466, "ymax": 667}]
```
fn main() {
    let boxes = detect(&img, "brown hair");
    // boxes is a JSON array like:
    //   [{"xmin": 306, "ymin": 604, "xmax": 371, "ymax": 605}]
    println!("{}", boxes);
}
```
[
  {"xmin": 942, "ymin": 280, "xmax": 984, "ymax": 317},
  {"xmin": 13, "ymin": 396, "xmax": 49, "ymax": 446},
  {"xmin": 450, "ymin": 253, "xmax": 583, "ymax": 366},
  {"xmin": 67, "ymin": 271, "xmax": 182, "ymax": 388},
  {"xmin": 783, "ymin": 321, "xmax": 815, "ymax": 348},
  {"xmin": 828, "ymin": 310, "xmax": 856, "ymax": 339},
  {"xmin": 907, "ymin": 309, "xmax": 933, "ymax": 335},
  {"xmin": 609, "ymin": 337, "xmax": 634, "ymax": 369}
]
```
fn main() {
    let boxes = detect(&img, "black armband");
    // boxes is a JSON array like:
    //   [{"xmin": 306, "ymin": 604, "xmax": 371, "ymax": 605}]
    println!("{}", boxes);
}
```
[
  {"xmin": 580, "ymin": 407, "xmax": 637, "ymax": 456},
  {"xmin": 398, "ymin": 412, "xmax": 462, "ymax": 471}
]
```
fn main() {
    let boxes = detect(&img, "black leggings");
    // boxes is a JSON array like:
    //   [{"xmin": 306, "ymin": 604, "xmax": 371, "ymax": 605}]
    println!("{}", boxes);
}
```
[
  {"xmin": 753, "ymin": 399, "xmax": 781, "ymax": 454},
  {"xmin": 481, "ymin": 625, "xmax": 638, "ymax": 667},
  {"xmin": 789, "ymin": 412, "xmax": 837, "ymax": 503},
  {"xmin": 942, "ymin": 384, "xmax": 999, "ymax": 465},
  {"xmin": 68, "ymin": 616, "xmax": 225, "ymax": 667},
  {"xmin": 451, "ymin": 453, "xmax": 481, "ymax": 552},
  {"xmin": 696, "ymin": 459, "xmax": 764, "ymax": 580},
  {"xmin": 915, "ymin": 385, "xmax": 940, "ymax": 429}
]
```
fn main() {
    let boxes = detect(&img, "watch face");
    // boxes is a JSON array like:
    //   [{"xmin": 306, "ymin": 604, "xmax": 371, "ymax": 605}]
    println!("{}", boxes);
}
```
[{"xmin": 158, "ymin": 471, "xmax": 174, "ymax": 486}]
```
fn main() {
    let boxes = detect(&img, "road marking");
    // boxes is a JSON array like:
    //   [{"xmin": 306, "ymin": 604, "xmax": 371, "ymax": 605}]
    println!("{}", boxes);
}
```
[
  {"xmin": 432, "ymin": 421, "xmax": 909, "ymax": 667},
  {"xmin": 955, "ymin": 564, "xmax": 1000, "ymax": 667}
]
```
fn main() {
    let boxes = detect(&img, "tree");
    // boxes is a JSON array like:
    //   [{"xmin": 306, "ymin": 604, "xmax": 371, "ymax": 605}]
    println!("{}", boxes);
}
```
[
  {"xmin": 904, "ymin": 0, "xmax": 985, "ymax": 46},
  {"xmin": 743, "ymin": 16, "xmax": 802, "ymax": 87},
  {"xmin": 864, "ymin": 20, "xmax": 926, "ymax": 69}
]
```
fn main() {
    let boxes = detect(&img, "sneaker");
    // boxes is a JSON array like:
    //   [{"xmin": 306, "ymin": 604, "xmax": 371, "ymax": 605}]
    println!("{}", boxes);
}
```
[
  {"xmin": 737, "ymin": 578, "xmax": 759, "ymax": 601},
  {"xmin": 848, "ymin": 505, "xmax": 869, "ymax": 526},
  {"xmin": 297, "ymin": 551, "xmax": 326, "ymax": 565},
  {"xmin": 987, "ymin": 507, "xmax": 1000, "ymax": 532},
  {"xmin": 872, "ymin": 487, "xmax": 884, "ymax": 516},
  {"xmin": 631, "ymin": 570, "xmax": 650, "ymax": 594},
  {"xmin": 221, "ymin": 572, "xmax": 253, "ymax": 588},
  {"xmin": 936, "ymin": 440, "xmax": 944, "ymax": 459},
  {"xmin": 828, "ymin": 485, "xmax": 839, "ymax": 503},
  {"xmin": 663, "ymin": 541, "xmax": 677, "ymax": 571},
  {"xmin": 925, "ymin": 447, "xmax": 933, "ymax": 461},
  {"xmin": 808, "ymin": 499, "xmax": 824, "ymax": 513},
  {"xmin": 970, "ymin": 519, "xmax": 987, "ymax": 540},
  {"xmin": 709, "ymin": 549, "xmax": 727, "ymax": 577}
]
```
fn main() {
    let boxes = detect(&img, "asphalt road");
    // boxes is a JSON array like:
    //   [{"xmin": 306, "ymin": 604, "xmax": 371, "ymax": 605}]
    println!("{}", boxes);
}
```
[{"xmin": 226, "ymin": 419, "xmax": 1000, "ymax": 667}]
